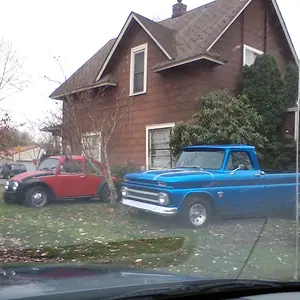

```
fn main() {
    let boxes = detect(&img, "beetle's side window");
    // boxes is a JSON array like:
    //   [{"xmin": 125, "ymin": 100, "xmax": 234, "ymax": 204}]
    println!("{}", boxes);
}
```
[
  {"xmin": 61, "ymin": 160, "xmax": 83, "ymax": 173},
  {"xmin": 226, "ymin": 152, "xmax": 253, "ymax": 170},
  {"xmin": 85, "ymin": 161, "xmax": 103, "ymax": 175}
]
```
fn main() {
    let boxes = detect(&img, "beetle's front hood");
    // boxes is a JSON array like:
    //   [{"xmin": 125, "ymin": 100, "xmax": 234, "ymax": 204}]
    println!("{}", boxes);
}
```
[
  {"xmin": 125, "ymin": 168, "xmax": 215, "ymax": 184},
  {"xmin": 11, "ymin": 170, "xmax": 54, "ymax": 182}
]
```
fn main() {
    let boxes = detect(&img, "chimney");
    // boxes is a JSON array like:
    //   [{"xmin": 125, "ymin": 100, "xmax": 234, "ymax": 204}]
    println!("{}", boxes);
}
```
[{"xmin": 172, "ymin": 0, "xmax": 187, "ymax": 18}]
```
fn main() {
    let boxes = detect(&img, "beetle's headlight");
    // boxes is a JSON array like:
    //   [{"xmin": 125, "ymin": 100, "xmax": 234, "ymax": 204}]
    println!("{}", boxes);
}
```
[
  {"xmin": 121, "ymin": 187, "xmax": 128, "ymax": 197},
  {"xmin": 4, "ymin": 181, "xmax": 9, "ymax": 190},
  {"xmin": 12, "ymin": 182, "xmax": 19, "ymax": 191},
  {"xmin": 158, "ymin": 193, "xmax": 169, "ymax": 205}
]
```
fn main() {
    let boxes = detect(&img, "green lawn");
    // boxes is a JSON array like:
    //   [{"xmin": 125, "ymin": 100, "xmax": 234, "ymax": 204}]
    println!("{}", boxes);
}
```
[{"xmin": 0, "ymin": 188, "xmax": 299, "ymax": 281}]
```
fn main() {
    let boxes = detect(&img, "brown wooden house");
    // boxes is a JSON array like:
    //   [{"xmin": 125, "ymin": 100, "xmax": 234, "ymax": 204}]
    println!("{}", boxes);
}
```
[{"xmin": 50, "ymin": 0, "xmax": 298, "ymax": 170}]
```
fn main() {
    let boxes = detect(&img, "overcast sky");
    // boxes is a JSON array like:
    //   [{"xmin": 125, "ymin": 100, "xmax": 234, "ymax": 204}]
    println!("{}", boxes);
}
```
[{"xmin": 0, "ymin": 0, "xmax": 299, "ymax": 131}]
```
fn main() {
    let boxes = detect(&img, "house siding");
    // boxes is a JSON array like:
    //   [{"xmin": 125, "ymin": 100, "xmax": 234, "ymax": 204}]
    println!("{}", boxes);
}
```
[{"xmin": 63, "ymin": 0, "xmax": 295, "ymax": 168}]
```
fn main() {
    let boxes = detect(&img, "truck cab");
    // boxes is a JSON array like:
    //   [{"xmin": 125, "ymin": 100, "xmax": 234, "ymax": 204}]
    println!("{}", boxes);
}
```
[{"xmin": 121, "ymin": 145, "xmax": 296, "ymax": 228}]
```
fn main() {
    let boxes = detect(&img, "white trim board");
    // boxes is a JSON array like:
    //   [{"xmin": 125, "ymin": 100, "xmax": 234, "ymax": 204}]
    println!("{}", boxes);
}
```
[
  {"xmin": 207, "ymin": 0, "xmax": 252, "ymax": 51},
  {"xmin": 243, "ymin": 44, "xmax": 264, "ymax": 66},
  {"xmin": 145, "ymin": 122, "xmax": 175, "ymax": 170},
  {"xmin": 129, "ymin": 43, "xmax": 148, "ymax": 96},
  {"xmin": 153, "ymin": 54, "xmax": 224, "ymax": 72},
  {"xmin": 95, "ymin": 12, "xmax": 172, "ymax": 82}
]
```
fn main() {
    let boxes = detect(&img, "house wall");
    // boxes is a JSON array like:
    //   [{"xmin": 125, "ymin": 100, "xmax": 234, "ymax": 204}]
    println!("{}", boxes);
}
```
[{"xmin": 64, "ymin": 0, "xmax": 295, "ymax": 168}]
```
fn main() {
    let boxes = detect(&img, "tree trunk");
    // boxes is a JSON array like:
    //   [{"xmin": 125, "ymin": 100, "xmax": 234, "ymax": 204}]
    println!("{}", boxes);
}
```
[{"xmin": 103, "ymin": 144, "xmax": 117, "ymax": 204}]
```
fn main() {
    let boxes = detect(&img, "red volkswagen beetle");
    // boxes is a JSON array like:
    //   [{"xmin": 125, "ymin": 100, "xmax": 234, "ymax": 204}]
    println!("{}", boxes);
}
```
[{"xmin": 3, "ymin": 155, "xmax": 119, "ymax": 208}]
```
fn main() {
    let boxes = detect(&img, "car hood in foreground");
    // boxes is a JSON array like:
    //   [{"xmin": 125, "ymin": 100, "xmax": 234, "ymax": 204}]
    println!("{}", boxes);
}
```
[{"xmin": 0, "ymin": 264, "xmax": 200, "ymax": 299}]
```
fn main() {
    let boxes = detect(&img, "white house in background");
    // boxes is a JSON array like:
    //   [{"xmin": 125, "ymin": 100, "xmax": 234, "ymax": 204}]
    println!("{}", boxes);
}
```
[{"xmin": 0, "ymin": 145, "xmax": 45, "ymax": 171}]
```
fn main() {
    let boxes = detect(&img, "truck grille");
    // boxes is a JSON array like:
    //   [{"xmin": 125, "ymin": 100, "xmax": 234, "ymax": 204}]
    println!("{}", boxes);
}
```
[{"xmin": 126, "ymin": 188, "xmax": 159, "ymax": 203}]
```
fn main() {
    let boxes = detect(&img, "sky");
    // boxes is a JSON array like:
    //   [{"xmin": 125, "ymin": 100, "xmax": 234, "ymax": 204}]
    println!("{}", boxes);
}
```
[{"xmin": 0, "ymin": 0, "xmax": 299, "ymax": 133}]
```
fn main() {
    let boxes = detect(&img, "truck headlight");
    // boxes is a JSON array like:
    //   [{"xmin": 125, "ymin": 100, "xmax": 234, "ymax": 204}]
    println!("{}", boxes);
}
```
[
  {"xmin": 12, "ymin": 182, "xmax": 19, "ymax": 191},
  {"xmin": 158, "ymin": 193, "xmax": 169, "ymax": 205},
  {"xmin": 4, "ymin": 181, "xmax": 9, "ymax": 190},
  {"xmin": 121, "ymin": 187, "xmax": 128, "ymax": 197}
]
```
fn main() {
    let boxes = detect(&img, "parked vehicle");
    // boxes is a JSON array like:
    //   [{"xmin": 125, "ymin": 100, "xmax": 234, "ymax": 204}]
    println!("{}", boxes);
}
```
[
  {"xmin": 3, "ymin": 155, "xmax": 119, "ymax": 208},
  {"xmin": 121, "ymin": 144, "xmax": 298, "ymax": 228},
  {"xmin": 0, "ymin": 163, "xmax": 27, "ymax": 179}
]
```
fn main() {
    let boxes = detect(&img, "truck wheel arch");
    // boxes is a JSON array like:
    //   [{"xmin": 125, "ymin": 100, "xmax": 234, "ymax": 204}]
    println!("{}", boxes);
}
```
[{"xmin": 180, "ymin": 192, "xmax": 215, "ymax": 212}]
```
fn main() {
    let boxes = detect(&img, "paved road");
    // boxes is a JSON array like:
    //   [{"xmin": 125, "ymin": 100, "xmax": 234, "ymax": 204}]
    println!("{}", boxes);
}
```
[{"xmin": 0, "ymin": 179, "xmax": 7, "ymax": 185}]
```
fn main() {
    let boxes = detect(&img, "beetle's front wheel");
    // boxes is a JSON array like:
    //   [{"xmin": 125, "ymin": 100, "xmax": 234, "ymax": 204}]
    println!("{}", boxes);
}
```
[{"xmin": 24, "ymin": 186, "xmax": 49, "ymax": 208}]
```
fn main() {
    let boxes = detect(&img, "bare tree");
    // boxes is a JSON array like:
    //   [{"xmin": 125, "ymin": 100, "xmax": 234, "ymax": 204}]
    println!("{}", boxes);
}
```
[
  {"xmin": 63, "ymin": 89, "xmax": 122, "ymax": 204},
  {"xmin": 42, "ymin": 56, "xmax": 122, "ymax": 204},
  {"xmin": 0, "ymin": 37, "xmax": 28, "ymax": 101}
]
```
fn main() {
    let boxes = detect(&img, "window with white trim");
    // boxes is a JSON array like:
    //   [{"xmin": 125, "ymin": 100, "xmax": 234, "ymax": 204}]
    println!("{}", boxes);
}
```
[
  {"xmin": 130, "ymin": 44, "xmax": 148, "ymax": 96},
  {"xmin": 81, "ymin": 132, "xmax": 101, "ymax": 161},
  {"xmin": 243, "ymin": 45, "xmax": 264, "ymax": 66},
  {"xmin": 146, "ymin": 123, "xmax": 175, "ymax": 169}
]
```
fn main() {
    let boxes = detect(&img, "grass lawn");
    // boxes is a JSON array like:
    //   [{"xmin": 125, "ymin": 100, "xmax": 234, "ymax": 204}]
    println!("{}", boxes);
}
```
[{"xmin": 0, "ymin": 186, "xmax": 299, "ymax": 281}]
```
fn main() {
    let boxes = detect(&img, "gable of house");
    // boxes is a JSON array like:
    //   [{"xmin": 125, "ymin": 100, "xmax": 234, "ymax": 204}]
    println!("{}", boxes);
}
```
[{"xmin": 50, "ymin": 0, "xmax": 298, "ymax": 101}]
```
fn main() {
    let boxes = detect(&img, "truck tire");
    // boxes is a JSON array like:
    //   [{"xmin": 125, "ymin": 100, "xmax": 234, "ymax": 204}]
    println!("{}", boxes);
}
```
[
  {"xmin": 24, "ymin": 186, "xmax": 49, "ymax": 208},
  {"xmin": 180, "ymin": 198, "xmax": 212, "ymax": 228}
]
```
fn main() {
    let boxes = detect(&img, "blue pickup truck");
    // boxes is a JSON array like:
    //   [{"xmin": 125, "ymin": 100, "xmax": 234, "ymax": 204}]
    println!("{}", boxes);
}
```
[{"xmin": 121, "ymin": 144, "xmax": 298, "ymax": 228}]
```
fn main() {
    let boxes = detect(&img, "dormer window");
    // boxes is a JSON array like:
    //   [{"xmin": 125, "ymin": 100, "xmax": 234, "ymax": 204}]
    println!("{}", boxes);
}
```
[
  {"xmin": 130, "ymin": 43, "xmax": 148, "ymax": 96},
  {"xmin": 243, "ymin": 45, "xmax": 264, "ymax": 66}
]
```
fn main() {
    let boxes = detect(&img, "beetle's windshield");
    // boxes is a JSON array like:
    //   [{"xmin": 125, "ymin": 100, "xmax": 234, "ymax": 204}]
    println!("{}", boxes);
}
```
[
  {"xmin": 176, "ymin": 150, "xmax": 225, "ymax": 170},
  {"xmin": 38, "ymin": 158, "xmax": 59, "ymax": 171}
]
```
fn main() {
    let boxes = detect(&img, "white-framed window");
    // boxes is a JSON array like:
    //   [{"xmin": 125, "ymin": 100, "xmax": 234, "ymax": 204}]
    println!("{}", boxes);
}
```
[
  {"xmin": 130, "ymin": 43, "xmax": 148, "ymax": 96},
  {"xmin": 81, "ymin": 132, "xmax": 101, "ymax": 161},
  {"xmin": 146, "ymin": 123, "xmax": 175, "ymax": 170},
  {"xmin": 243, "ymin": 44, "xmax": 264, "ymax": 66}
]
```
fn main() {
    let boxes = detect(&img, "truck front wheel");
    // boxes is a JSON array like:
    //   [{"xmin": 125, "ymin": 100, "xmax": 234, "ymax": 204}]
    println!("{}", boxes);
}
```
[{"xmin": 180, "ymin": 198, "xmax": 212, "ymax": 228}]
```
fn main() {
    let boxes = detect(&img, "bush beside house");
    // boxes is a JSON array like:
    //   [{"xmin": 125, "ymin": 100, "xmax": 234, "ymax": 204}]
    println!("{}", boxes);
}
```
[{"xmin": 170, "ymin": 54, "xmax": 299, "ymax": 171}]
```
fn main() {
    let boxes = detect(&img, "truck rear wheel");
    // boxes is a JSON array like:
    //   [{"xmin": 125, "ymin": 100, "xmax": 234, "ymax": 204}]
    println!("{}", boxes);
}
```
[{"xmin": 180, "ymin": 198, "xmax": 212, "ymax": 228}]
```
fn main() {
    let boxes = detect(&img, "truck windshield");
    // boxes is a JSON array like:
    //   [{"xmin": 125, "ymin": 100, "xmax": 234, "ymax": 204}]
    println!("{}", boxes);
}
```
[
  {"xmin": 176, "ymin": 150, "xmax": 225, "ymax": 170},
  {"xmin": 38, "ymin": 158, "xmax": 59, "ymax": 171}
]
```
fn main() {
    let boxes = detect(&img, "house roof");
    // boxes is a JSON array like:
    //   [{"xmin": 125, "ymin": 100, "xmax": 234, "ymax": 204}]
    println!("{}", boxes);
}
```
[
  {"xmin": 50, "ymin": 39, "xmax": 116, "ymax": 99},
  {"xmin": 50, "ymin": 0, "xmax": 299, "ymax": 100}
]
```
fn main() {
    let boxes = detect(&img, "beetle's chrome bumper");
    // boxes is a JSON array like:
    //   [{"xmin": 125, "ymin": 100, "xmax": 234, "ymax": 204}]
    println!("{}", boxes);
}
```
[{"xmin": 121, "ymin": 198, "xmax": 178, "ymax": 216}]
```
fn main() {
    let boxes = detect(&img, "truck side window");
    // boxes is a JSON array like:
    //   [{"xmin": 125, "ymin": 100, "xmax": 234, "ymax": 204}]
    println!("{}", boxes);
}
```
[{"xmin": 226, "ymin": 152, "xmax": 253, "ymax": 170}]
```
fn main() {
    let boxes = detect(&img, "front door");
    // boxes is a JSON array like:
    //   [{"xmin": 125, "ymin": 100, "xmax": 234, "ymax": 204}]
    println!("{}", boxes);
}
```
[
  {"xmin": 220, "ymin": 151, "xmax": 266, "ymax": 216},
  {"xmin": 55, "ymin": 159, "xmax": 86, "ymax": 198}
]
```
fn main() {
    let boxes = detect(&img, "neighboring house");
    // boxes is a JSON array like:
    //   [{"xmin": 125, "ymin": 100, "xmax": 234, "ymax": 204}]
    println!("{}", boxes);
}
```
[
  {"xmin": 50, "ymin": 0, "xmax": 298, "ymax": 170},
  {"xmin": 0, "ymin": 145, "xmax": 44, "ymax": 171}
]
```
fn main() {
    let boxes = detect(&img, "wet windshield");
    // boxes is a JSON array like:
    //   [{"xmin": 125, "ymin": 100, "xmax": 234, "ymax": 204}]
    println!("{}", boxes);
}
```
[
  {"xmin": 176, "ymin": 150, "xmax": 225, "ymax": 170},
  {"xmin": 0, "ymin": 0, "xmax": 299, "ymax": 297},
  {"xmin": 38, "ymin": 158, "xmax": 59, "ymax": 171}
]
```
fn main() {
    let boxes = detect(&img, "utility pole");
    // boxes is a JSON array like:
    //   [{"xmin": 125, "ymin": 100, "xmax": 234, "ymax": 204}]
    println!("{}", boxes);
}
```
[{"xmin": 294, "ymin": 59, "xmax": 300, "ymax": 281}]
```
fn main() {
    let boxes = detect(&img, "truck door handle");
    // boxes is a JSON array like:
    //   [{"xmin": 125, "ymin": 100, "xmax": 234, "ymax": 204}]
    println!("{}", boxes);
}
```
[{"xmin": 254, "ymin": 171, "xmax": 265, "ymax": 177}]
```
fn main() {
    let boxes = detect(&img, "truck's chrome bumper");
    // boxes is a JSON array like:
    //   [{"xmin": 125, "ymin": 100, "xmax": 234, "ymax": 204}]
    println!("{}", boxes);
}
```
[{"xmin": 121, "ymin": 198, "xmax": 178, "ymax": 216}]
